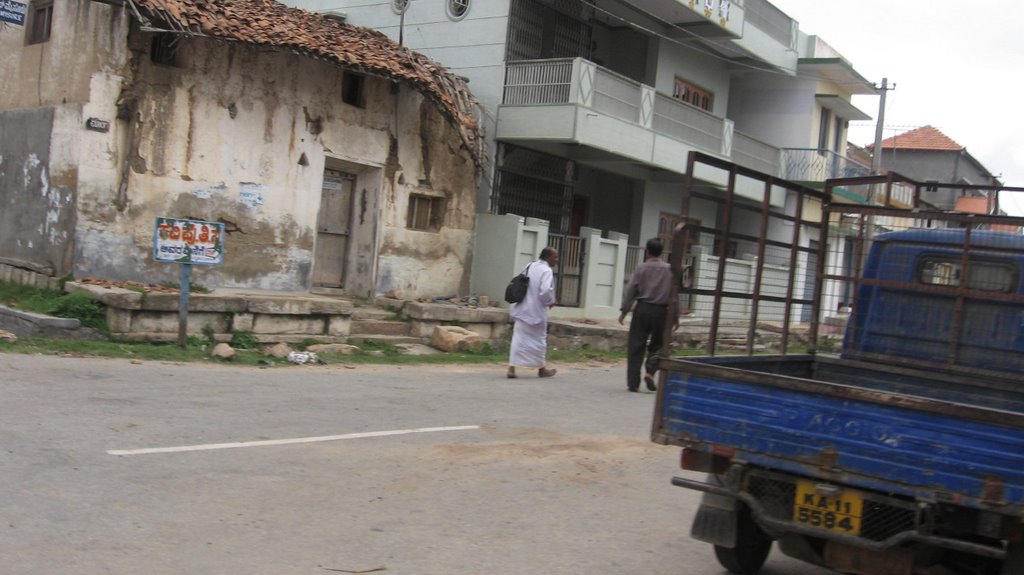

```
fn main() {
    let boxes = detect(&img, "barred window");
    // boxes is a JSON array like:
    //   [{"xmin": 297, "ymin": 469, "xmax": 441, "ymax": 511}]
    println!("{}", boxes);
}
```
[
  {"xmin": 407, "ymin": 194, "xmax": 446, "ymax": 232},
  {"xmin": 673, "ymin": 77, "xmax": 714, "ymax": 112}
]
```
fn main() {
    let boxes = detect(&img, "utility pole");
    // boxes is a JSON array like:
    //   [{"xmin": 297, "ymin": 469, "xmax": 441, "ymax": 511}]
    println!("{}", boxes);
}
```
[
  {"xmin": 871, "ymin": 77, "xmax": 894, "ymax": 175},
  {"xmin": 868, "ymin": 77, "xmax": 895, "ymax": 212}
]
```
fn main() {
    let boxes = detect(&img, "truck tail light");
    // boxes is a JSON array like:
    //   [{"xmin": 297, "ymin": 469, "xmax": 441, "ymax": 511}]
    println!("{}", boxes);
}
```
[{"xmin": 681, "ymin": 447, "xmax": 732, "ymax": 474}]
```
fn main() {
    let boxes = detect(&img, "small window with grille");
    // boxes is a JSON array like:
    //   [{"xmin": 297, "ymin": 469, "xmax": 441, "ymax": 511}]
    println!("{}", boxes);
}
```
[
  {"xmin": 407, "ymin": 194, "xmax": 446, "ymax": 232},
  {"xmin": 672, "ymin": 77, "xmax": 714, "ymax": 112},
  {"xmin": 26, "ymin": 0, "xmax": 53, "ymax": 45}
]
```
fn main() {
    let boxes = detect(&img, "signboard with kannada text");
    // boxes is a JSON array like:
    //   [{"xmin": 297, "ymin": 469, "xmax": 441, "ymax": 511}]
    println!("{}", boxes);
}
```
[
  {"xmin": 0, "ymin": 0, "xmax": 26, "ymax": 25},
  {"xmin": 153, "ymin": 217, "xmax": 225, "ymax": 265}
]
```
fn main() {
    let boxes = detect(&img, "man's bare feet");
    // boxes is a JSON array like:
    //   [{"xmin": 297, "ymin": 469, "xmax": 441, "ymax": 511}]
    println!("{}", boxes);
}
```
[
  {"xmin": 507, "ymin": 367, "xmax": 517, "ymax": 379},
  {"xmin": 538, "ymin": 367, "xmax": 557, "ymax": 378}
]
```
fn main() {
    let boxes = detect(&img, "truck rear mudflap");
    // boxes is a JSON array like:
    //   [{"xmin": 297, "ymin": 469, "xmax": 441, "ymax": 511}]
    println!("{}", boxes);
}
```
[{"xmin": 674, "ymin": 465, "xmax": 1013, "ymax": 561}]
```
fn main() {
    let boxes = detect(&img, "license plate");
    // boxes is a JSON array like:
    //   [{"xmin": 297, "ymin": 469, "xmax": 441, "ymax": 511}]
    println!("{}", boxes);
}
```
[{"xmin": 793, "ymin": 480, "xmax": 863, "ymax": 536}]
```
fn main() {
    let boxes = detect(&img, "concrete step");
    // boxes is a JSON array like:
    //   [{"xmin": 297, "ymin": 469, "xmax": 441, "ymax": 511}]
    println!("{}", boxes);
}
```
[
  {"xmin": 351, "ymin": 307, "xmax": 399, "ymax": 321},
  {"xmin": 346, "ymin": 334, "xmax": 424, "ymax": 346},
  {"xmin": 350, "ymin": 319, "xmax": 410, "ymax": 336}
]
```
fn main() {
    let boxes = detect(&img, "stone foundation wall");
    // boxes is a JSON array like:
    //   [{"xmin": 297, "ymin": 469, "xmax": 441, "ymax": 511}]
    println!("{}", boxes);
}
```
[
  {"xmin": 0, "ymin": 263, "xmax": 61, "ymax": 291},
  {"xmin": 61, "ymin": 283, "xmax": 516, "ymax": 346},
  {"xmin": 403, "ymin": 301, "xmax": 511, "ymax": 341},
  {"xmin": 65, "ymin": 282, "xmax": 356, "ymax": 344}
]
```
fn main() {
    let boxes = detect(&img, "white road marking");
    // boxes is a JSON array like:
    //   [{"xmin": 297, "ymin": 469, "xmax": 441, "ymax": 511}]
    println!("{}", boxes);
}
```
[{"xmin": 107, "ymin": 425, "xmax": 481, "ymax": 456}]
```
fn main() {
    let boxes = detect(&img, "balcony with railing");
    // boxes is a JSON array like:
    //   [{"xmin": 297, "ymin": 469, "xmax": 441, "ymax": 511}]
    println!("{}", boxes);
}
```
[
  {"xmin": 497, "ymin": 58, "xmax": 781, "ymax": 178},
  {"xmin": 782, "ymin": 148, "xmax": 913, "ymax": 207},
  {"xmin": 783, "ymin": 148, "xmax": 871, "ymax": 183}
]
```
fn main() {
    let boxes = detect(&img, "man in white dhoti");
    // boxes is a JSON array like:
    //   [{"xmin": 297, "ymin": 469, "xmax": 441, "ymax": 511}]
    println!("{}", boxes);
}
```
[{"xmin": 507, "ymin": 247, "xmax": 559, "ymax": 379}]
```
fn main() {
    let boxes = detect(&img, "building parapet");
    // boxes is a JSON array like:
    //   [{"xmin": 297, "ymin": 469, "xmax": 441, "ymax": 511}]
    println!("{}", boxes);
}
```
[{"xmin": 500, "ymin": 58, "xmax": 781, "ymax": 176}]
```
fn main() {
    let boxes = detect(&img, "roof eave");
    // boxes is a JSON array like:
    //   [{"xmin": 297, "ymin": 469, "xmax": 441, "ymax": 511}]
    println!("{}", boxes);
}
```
[
  {"xmin": 798, "ymin": 57, "xmax": 877, "ymax": 95},
  {"xmin": 815, "ymin": 94, "xmax": 872, "ymax": 122}
]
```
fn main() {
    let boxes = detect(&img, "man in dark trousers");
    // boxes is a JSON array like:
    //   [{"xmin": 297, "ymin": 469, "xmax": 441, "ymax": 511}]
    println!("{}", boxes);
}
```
[{"xmin": 618, "ymin": 238, "xmax": 673, "ymax": 392}]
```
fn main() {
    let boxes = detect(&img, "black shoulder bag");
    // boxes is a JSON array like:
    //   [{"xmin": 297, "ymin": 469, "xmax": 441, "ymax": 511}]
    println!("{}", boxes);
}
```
[{"xmin": 504, "ymin": 264, "xmax": 532, "ymax": 304}]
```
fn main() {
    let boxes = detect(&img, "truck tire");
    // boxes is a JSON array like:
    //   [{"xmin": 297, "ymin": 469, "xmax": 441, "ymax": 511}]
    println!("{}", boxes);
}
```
[
  {"xmin": 1002, "ymin": 539, "xmax": 1023, "ymax": 575},
  {"xmin": 713, "ymin": 508, "xmax": 772, "ymax": 574}
]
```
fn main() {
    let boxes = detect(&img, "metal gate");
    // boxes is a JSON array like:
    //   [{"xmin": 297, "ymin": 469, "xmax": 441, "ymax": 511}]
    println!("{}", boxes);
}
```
[{"xmin": 548, "ymin": 233, "xmax": 583, "ymax": 307}]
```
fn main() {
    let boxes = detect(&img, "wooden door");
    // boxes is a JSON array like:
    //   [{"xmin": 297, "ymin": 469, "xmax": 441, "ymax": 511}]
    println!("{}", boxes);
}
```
[{"xmin": 313, "ymin": 170, "xmax": 355, "ymax": 287}]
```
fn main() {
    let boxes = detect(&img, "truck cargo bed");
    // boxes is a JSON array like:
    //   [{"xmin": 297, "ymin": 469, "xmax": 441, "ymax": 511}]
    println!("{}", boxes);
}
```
[{"xmin": 653, "ymin": 354, "xmax": 1024, "ymax": 516}]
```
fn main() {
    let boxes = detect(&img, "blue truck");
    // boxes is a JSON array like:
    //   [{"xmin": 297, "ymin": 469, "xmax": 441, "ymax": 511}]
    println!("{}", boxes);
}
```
[{"xmin": 652, "ymin": 155, "xmax": 1024, "ymax": 575}]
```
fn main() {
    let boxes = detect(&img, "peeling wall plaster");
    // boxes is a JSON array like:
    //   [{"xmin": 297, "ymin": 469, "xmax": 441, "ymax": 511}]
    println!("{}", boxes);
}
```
[
  {"xmin": 0, "ymin": 108, "xmax": 75, "ymax": 276},
  {"xmin": 1, "ymin": 6, "xmax": 478, "ymax": 297}
]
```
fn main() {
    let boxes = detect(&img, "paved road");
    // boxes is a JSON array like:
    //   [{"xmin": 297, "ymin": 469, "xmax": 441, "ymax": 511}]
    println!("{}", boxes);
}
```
[{"xmin": 0, "ymin": 353, "xmax": 835, "ymax": 575}]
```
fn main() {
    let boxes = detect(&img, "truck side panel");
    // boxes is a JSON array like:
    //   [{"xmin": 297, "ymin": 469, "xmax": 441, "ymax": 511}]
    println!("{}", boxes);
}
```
[{"xmin": 659, "ymin": 367, "xmax": 1024, "ymax": 516}]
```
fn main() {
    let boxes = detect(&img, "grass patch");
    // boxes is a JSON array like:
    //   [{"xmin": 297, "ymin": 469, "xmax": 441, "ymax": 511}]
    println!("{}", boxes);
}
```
[
  {"xmin": 47, "ymin": 292, "xmax": 107, "ymax": 332},
  {"xmin": 159, "ymin": 280, "xmax": 211, "ymax": 293},
  {"xmin": 0, "ymin": 338, "xmax": 300, "ymax": 367},
  {"xmin": 297, "ymin": 338, "xmax": 326, "ymax": 350},
  {"xmin": 1, "ymin": 281, "xmax": 109, "ymax": 334},
  {"xmin": 229, "ymin": 330, "xmax": 260, "ymax": 350},
  {"xmin": 0, "ymin": 280, "xmax": 630, "ymax": 366},
  {"xmin": 0, "ymin": 335, "xmax": 627, "ymax": 367},
  {"xmin": 0, "ymin": 281, "xmax": 64, "ymax": 312},
  {"xmin": 314, "ymin": 345, "xmax": 625, "ymax": 366}
]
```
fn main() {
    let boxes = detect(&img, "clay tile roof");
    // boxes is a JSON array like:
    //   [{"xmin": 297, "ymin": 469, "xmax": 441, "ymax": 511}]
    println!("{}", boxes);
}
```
[
  {"xmin": 127, "ymin": 0, "xmax": 486, "ymax": 168},
  {"xmin": 873, "ymin": 125, "xmax": 964, "ymax": 152}
]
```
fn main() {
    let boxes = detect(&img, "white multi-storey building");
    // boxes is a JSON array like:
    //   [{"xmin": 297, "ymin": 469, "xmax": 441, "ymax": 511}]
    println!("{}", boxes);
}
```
[{"xmin": 286, "ymin": 0, "xmax": 877, "ymax": 317}]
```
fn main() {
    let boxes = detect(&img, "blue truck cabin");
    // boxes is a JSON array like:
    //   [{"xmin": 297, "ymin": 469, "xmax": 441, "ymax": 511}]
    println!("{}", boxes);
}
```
[{"xmin": 845, "ymin": 229, "xmax": 1024, "ymax": 374}]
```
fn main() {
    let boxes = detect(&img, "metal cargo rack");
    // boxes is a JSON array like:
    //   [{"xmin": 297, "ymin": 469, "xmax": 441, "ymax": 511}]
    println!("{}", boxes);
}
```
[{"xmin": 667, "ymin": 151, "xmax": 1024, "ymax": 375}]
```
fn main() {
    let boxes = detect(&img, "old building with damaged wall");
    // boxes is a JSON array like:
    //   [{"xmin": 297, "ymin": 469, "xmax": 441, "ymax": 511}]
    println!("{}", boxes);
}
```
[{"xmin": 0, "ymin": 0, "xmax": 485, "ymax": 298}]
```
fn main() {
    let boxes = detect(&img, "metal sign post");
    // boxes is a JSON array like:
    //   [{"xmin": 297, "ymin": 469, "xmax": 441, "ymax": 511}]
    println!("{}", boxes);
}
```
[
  {"xmin": 178, "ymin": 263, "xmax": 192, "ymax": 348},
  {"xmin": 153, "ymin": 217, "xmax": 225, "ymax": 348}
]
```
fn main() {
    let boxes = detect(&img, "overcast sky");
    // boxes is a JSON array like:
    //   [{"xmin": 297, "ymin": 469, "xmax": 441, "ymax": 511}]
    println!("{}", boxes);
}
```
[{"xmin": 768, "ymin": 0, "xmax": 1023, "ymax": 197}]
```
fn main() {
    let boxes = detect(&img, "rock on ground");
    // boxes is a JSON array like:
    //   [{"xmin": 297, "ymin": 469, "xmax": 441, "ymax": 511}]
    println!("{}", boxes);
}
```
[
  {"xmin": 264, "ymin": 342, "xmax": 293, "ymax": 358},
  {"xmin": 306, "ymin": 343, "xmax": 360, "ymax": 355},
  {"xmin": 431, "ymin": 325, "xmax": 481, "ymax": 352},
  {"xmin": 211, "ymin": 343, "xmax": 236, "ymax": 360}
]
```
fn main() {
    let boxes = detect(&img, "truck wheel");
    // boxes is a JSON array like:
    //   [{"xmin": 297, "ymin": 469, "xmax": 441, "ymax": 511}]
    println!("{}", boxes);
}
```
[
  {"xmin": 1002, "ymin": 539, "xmax": 1023, "ymax": 575},
  {"xmin": 713, "ymin": 508, "xmax": 772, "ymax": 574}
]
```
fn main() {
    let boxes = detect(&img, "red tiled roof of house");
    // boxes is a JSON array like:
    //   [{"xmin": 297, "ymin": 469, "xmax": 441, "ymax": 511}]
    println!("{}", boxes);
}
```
[
  {"xmin": 954, "ymin": 196, "xmax": 993, "ymax": 214},
  {"xmin": 872, "ymin": 125, "xmax": 964, "ymax": 151},
  {"xmin": 128, "ymin": 0, "xmax": 485, "ymax": 167}
]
